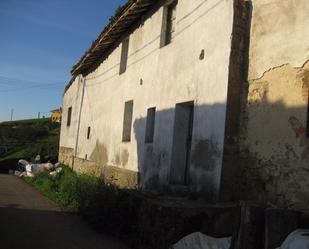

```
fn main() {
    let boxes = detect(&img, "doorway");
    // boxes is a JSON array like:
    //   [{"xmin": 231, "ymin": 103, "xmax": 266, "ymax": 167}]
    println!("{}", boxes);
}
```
[{"xmin": 170, "ymin": 101, "xmax": 194, "ymax": 185}]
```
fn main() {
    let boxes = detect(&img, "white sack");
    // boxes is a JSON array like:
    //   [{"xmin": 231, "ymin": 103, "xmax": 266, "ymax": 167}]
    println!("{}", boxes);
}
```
[
  {"xmin": 55, "ymin": 167, "xmax": 62, "ymax": 173},
  {"xmin": 171, "ymin": 232, "xmax": 231, "ymax": 249},
  {"xmin": 49, "ymin": 171, "xmax": 58, "ymax": 178},
  {"xmin": 31, "ymin": 164, "xmax": 45, "ymax": 173},
  {"xmin": 19, "ymin": 172, "xmax": 27, "ymax": 177},
  {"xmin": 34, "ymin": 155, "xmax": 40, "ymax": 162},
  {"xmin": 278, "ymin": 229, "xmax": 309, "ymax": 249},
  {"xmin": 49, "ymin": 167, "xmax": 62, "ymax": 178},
  {"xmin": 25, "ymin": 164, "xmax": 32, "ymax": 173},
  {"xmin": 18, "ymin": 159, "xmax": 29, "ymax": 168},
  {"xmin": 26, "ymin": 170, "xmax": 34, "ymax": 177},
  {"xmin": 25, "ymin": 164, "xmax": 35, "ymax": 177},
  {"xmin": 42, "ymin": 162, "xmax": 54, "ymax": 170},
  {"xmin": 30, "ymin": 163, "xmax": 54, "ymax": 173},
  {"xmin": 14, "ymin": 170, "xmax": 22, "ymax": 176}
]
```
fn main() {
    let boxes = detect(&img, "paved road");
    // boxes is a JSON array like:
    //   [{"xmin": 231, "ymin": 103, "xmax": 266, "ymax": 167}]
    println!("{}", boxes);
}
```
[{"xmin": 0, "ymin": 174, "xmax": 129, "ymax": 249}]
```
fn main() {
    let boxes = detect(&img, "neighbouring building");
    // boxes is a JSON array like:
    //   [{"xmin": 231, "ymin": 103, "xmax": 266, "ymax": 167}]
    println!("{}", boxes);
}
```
[
  {"xmin": 50, "ymin": 108, "xmax": 62, "ymax": 123},
  {"xmin": 59, "ymin": 0, "xmax": 309, "ymax": 209}
]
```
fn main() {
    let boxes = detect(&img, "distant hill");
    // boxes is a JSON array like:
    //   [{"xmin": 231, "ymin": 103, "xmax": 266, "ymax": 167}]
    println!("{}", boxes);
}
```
[{"xmin": 0, "ymin": 118, "xmax": 60, "ymax": 173}]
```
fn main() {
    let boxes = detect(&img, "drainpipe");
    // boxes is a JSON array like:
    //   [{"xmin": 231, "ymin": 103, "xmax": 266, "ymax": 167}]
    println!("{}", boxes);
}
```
[{"xmin": 73, "ymin": 75, "xmax": 86, "ymax": 166}]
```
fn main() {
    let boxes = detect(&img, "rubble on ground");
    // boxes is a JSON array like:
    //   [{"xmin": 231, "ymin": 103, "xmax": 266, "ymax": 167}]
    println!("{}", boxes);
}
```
[{"xmin": 15, "ymin": 156, "xmax": 62, "ymax": 178}]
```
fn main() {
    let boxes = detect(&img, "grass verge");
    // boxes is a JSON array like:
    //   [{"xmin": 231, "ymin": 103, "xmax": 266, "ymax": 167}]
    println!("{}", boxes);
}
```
[
  {"xmin": 25, "ymin": 166, "xmax": 80, "ymax": 211},
  {"xmin": 25, "ymin": 165, "xmax": 139, "ymax": 241}
]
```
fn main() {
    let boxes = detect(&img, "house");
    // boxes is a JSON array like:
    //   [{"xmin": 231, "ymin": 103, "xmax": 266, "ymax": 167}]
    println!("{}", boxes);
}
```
[
  {"xmin": 50, "ymin": 108, "xmax": 62, "ymax": 123},
  {"xmin": 59, "ymin": 0, "xmax": 309, "ymax": 208}
]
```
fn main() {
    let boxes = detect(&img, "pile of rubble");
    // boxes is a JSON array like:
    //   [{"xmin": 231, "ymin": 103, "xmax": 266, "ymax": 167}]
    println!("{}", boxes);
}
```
[{"xmin": 15, "ymin": 157, "xmax": 62, "ymax": 178}]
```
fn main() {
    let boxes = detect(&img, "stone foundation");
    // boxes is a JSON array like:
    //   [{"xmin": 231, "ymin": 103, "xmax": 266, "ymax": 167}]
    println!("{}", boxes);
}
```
[
  {"xmin": 58, "ymin": 147, "xmax": 74, "ymax": 167},
  {"xmin": 101, "ymin": 165, "xmax": 139, "ymax": 189},
  {"xmin": 72, "ymin": 157, "xmax": 101, "ymax": 176},
  {"xmin": 59, "ymin": 146, "xmax": 138, "ymax": 189},
  {"xmin": 70, "ymin": 156, "xmax": 139, "ymax": 189}
]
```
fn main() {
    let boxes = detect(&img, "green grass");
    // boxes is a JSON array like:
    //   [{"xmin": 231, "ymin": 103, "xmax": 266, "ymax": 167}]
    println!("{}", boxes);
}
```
[
  {"xmin": 25, "ymin": 166, "xmax": 79, "ymax": 210},
  {"xmin": 25, "ymin": 166, "xmax": 140, "ymax": 241},
  {"xmin": 25, "ymin": 166, "xmax": 119, "ymax": 212}
]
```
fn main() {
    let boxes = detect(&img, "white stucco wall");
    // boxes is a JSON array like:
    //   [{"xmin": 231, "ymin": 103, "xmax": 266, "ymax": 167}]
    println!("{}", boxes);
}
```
[
  {"xmin": 60, "ymin": 76, "xmax": 83, "ymax": 150},
  {"xmin": 60, "ymin": 0, "xmax": 235, "ymax": 199}
]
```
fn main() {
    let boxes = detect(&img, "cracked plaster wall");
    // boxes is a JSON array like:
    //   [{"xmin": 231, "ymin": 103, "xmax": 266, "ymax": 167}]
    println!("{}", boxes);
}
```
[{"xmin": 237, "ymin": 0, "xmax": 309, "ymax": 210}]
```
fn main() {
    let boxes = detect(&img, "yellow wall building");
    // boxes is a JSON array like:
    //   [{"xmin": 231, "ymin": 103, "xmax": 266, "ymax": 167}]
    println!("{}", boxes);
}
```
[{"xmin": 50, "ymin": 108, "xmax": 62, "ymax": 123}]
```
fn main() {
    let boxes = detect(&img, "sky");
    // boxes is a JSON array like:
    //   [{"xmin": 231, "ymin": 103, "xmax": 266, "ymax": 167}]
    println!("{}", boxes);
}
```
[{"xmin": 0, "ymin": 0, "xmax": 126, "ymax": 122}]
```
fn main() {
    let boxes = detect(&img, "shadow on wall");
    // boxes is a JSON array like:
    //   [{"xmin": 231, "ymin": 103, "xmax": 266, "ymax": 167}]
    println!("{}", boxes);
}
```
[
  {"xmin": 131, "ymin": 82, "xmax": 309, "ymax": 205},
  {"xmin": 235, "ymin": 91, "xmax": 309, "ymax": 208},
  {"xmin": 223, "ymin": 59, "xmax": 309, "ymax": 209},
  {"xmin": 133, "ymin": 103, "xmax": 228, "ymax": 202},
  {"xmin": 90, "ymin": 140, "xmax": 108, "ymax": 165}
]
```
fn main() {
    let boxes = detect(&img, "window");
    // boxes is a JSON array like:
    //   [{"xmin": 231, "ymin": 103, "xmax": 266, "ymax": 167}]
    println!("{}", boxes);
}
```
[
  {"xmin": 122, "ymin": 100, "xmax": 134, "ymax": 142},
  {"xmin": 119, "ymin": 37, "xmax": 129, "ymax": 74},
  {"xmin": 160, "ymin": 0, "xmax": 178, "ymax": 47},
  {"xmin": 87, "ymin": 126, "xmax": 91, "ymax": 139},
  {"xmin": 67, "ymin": 107, "xmax": 72, "ymax": 127},
  {"xmin": 145, "ymin": 107, "xmax": 156, "ymax": 143}
]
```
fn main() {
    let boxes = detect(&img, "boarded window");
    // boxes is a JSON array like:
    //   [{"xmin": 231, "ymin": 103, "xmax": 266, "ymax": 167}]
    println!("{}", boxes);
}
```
[
  {"xmin": 145, "ymin": 107, "xmax": 156, "ymax": 143},
  {"xmin": 160, "ymin": 0, "xmax": 178, "ymax": 47},
  {"xmin": 122, "ymin": 100, "xmax": 134, "ymax": 142},
  {"xmin": 170, "ymin": 101, "xmax": 194, "ymax": 185},
  {"xmin": 119, "ymin": 37, "xmax": 129, "ymax": 74},
  {"xmin": 87, "ymin": 126, "xmax": 91, "ymax": 139},
  {"xmin": 67, "ymin": 107, "xmax": 72, "ymax": 127}
]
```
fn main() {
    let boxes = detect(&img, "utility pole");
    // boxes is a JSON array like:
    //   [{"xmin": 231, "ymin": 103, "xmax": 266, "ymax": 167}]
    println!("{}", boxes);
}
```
[{"xmin": 10, "ymin": 109, "xmax": 14, "ymax": 121}]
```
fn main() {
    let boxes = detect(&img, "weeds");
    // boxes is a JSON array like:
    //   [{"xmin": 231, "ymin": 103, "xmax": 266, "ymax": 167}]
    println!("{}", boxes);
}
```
[
  {"xmin": 25, "ymin": 165, "xmax": 139, "ymax": 240},
  {"xmin": 25, "ymin": 166, "xmax": 79, "ymax": 210}
]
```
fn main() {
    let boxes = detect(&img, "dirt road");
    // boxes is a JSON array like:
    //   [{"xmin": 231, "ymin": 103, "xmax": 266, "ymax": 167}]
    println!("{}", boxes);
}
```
[{"xmin": 0, "ymin": 174, "xmax": 129, "ymax": 249}]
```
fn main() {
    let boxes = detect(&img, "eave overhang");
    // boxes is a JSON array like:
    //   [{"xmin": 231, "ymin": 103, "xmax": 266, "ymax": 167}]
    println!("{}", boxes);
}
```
[{"xmin": 71, "ymin": 0, "xmax": 156, "ymax": 77}]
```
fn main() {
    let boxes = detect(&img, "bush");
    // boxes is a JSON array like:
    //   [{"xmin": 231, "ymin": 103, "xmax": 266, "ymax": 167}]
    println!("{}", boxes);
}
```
[{"xmin": 79, "ymin": 178, "xmax": 119, "ymax": 228}]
